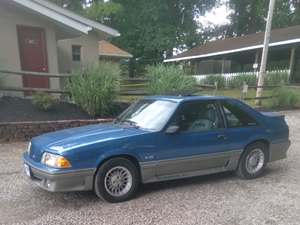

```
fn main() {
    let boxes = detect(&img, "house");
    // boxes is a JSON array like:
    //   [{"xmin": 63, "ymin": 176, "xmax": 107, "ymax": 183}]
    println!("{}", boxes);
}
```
[
  {"xmin": 165, "ymin": 25, "xmax": 300, "ymax": 82},
  {"xmin": 57, "ymin": 35, "xmax": 122, "ymax": 74},
  {"xmin": 0, "ymin": 0, "xmax": 119, "ymax": 96},
  {"xmin": 98, "ymin": 40, "xmax": 133, "ymax": 76}
]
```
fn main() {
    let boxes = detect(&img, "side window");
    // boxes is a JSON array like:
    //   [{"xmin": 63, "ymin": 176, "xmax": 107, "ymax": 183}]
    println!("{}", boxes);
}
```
[
  {"xmin": 172, "ymin": 101, "xmax": 223, "ymax": 132},
  {"xmin": 222, "ymin": 101, "xmax": 257, "ymax": 128},
  {"xmin": 72, "ymin": 45, "xmax": 81, "ymax": 61}
]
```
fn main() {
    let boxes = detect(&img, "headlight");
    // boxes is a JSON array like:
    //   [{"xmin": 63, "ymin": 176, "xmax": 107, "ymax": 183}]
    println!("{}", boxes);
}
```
[
  {"xmin": 27, "ymin": 142, "xmax": 31, "ymax": 154},
  {"xmin": 41, "ymin": 152, "xmax": 71, "ymax": 168}
]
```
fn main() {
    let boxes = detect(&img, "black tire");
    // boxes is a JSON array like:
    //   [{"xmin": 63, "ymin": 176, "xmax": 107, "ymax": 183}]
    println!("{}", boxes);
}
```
[
  {"xmin": 94, "ymin": 157, "xmax": 139, "ymax": 203},
  {"xmin": 236, "ymin": 142, "xmax": 268, "ymax": 179}
]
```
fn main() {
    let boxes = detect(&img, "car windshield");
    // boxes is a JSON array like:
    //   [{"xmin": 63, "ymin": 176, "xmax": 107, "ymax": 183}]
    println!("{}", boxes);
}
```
[{"xmin": 116, "ymin": 99, "xmax": 178, "ymax": 131}]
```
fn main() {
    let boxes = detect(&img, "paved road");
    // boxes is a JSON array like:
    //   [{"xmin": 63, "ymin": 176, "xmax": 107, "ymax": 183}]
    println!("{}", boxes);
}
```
[{"xmin": 0, "ymin": 110, "xmax": 299, "ymax": 225}]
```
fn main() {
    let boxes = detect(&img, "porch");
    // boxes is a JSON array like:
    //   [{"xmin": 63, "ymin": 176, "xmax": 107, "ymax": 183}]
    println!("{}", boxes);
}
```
[
  {"xmin": 165, "ymin": 25, "xmax": 300, "ymax": 83},
  {"xmin": 189, "ymin": 46, "xmax": 300, "ymax": 83}
]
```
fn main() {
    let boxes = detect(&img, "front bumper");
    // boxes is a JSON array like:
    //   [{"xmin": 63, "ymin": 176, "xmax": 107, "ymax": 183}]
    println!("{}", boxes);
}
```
[
  {"xmin": 23, "ymin": 153, "xmax": 95, "ymax": 192},
  {"xmin": 269, "ymin": 140, "xmax": 291, "ymax": 162}
]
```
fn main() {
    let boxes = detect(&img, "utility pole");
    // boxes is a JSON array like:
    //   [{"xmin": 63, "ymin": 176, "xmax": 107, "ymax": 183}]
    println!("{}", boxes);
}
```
[{"xmin": 255, "ymin": 0, "xmax": 276, "ymax": 106}]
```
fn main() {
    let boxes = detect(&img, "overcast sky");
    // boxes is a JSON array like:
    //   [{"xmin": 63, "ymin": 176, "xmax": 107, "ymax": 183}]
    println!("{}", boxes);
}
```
[
  {"xmin": 196, "ymin": 0, "xmax": 231, "ymax": 28},
  {"xmin": 172, "ymin": 1, "xmax": 231, "ymax": 55}
]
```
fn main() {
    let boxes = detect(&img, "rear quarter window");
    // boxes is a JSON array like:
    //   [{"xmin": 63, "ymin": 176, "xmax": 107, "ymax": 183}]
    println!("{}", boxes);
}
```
[{"xmin": 221, "ymin": 100, "xmax": 258, "ymax": 128}]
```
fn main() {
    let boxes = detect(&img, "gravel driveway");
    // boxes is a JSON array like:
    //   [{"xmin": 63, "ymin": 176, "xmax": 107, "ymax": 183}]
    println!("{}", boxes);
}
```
[{"xmin": 0, "ymin": 110, "xmax": 299, "ymax": 225}]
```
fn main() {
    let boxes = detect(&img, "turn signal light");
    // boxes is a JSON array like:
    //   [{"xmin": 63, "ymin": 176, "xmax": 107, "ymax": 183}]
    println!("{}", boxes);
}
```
[{"xmin": 41, "ymin": 152, "xmax": 72, "ymax": 168}]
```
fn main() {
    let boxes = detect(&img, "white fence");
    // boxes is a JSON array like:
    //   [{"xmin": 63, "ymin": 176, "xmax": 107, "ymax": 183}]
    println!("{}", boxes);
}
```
[{"xmin": 193, "ymin": 69, "xmax": 290, "ymax": 84}]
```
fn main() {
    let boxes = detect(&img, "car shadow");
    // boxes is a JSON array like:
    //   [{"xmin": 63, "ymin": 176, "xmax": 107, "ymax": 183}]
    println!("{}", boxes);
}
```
[
  {"xmin": 139, "ymin": 171, "xmax": 235, "ymax": 197},
  {"xmin": 46, "ymin": 171, "xmax": 235, "ymax": 205},
  {"xmin": 42, "ymin": 167, "xmax": 279, "ymax": 205},
  {"xmin": 138, "ymin": 166, "xmax": 280, "ymax": 197}
]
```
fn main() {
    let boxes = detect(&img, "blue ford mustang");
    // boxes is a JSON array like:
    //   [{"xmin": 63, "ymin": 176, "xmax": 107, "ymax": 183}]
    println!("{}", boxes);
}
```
[{"xmin": 23, "ymin": 96, "xmax": 290, "ymax": 202}]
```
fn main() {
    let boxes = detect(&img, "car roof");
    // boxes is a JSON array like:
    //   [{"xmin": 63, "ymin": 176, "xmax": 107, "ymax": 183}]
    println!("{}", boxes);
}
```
[{"xmin": 144, "ymin": 95, "xmax": 233, "ymax": 103}]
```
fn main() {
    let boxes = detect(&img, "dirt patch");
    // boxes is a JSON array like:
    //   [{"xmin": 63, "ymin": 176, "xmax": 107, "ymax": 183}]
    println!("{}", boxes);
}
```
[{"xmin": 0, "ymin": 96, "xmax": 129, "ymax": 122}]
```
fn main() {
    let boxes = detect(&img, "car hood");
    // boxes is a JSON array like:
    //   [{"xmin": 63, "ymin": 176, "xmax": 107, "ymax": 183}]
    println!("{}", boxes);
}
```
[{"xmin": 32, "ymin": 123, "xmax": 148, "ymax": 153}]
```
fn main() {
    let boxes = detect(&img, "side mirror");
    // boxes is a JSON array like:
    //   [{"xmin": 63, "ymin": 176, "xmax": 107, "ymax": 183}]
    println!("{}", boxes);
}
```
[{"xmin": 165, "ymin": 125, "xmax": 180, "ymax": 134}]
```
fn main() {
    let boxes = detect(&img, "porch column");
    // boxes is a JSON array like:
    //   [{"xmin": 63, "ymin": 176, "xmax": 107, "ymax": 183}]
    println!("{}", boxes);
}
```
[
  {"xmin": 221, "ymin": 58, "xmax": 226, "ymax": 74},
  {"xmin": 254, "ymin": 51, "xmax": 260, "ymax": 63},
  {"xmin": 289, "ymin": 47, "xmax": 296, "ymax": 81},
  {"xmin": 253, "ymin": 50, "xmax": 260, "ymax": 74},
  {"xmin": 193, "ymin": 61, "xmax": 198, "ymax": 74}
]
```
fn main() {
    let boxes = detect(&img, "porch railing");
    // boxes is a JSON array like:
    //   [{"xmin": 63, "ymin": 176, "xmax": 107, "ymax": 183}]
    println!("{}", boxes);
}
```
[
  {"xmin": 0, "ymin": 69, "xmax": 220, "ymax": 96},
  {"xmin": 0, "ymin": 69, "xmax": 150, "ymax": 96},
  {"xmin": 193, "ymin": 69, "xmax": 290, "ymax": 84}
]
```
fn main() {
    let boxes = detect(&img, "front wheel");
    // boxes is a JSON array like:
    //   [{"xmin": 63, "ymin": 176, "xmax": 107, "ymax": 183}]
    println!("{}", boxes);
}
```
[
  {"xmin": 236, "ymin": 142, "xmax": 268, "ymax": 179},
  {"xmin": 94, "ymin": 158, "xmax": 139, "ymax": 203}
]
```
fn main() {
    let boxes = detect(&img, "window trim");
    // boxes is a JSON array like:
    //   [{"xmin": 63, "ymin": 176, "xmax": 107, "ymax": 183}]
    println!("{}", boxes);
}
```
[{"xmin": 72, "ymin": 45, "xmax": 81, "ymax": 62}]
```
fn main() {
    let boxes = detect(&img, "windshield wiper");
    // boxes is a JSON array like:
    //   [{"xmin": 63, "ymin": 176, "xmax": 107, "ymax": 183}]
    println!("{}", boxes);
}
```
[
  {"xmin": 113, "ymin": 117, "xmax": 121, "ymax": 124},
  {"xmin": 121, "ymin": 119, "xmax": 139, "ymax": 128}
]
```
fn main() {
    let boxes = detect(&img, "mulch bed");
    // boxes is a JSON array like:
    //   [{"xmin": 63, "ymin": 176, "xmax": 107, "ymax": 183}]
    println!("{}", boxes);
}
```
[
  {"xmin": 0, "ymin": 96, "xmax": 129, "ymax": 122},
  {"xmin": 2, "ymin": 96, "xmax": 296, "ymax": 123}
]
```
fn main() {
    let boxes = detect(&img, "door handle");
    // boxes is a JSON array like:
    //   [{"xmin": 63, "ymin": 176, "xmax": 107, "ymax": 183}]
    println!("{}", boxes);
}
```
[{"xmin": 217, "ymin": 134, "xmax": 227, "ymax": 141}]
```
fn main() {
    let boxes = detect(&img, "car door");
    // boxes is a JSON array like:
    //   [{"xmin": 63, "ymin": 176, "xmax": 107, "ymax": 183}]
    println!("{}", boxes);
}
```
[{"xmin": 155, "ymin": 100, "xmax": 236, "ymax": 178}]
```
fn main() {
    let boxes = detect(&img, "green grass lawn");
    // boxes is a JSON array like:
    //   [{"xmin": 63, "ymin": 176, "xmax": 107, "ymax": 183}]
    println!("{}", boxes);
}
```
[
  {"xmin": 198, "ymin": 89, "xmax": 274, "ymax": 108},
  {"xmin": 118, "ymin": 95, "xmax": 143, "ymax": 103},
  {"xmin": 119, "ymin": 89, "xmax": 274, "ymax": 107},
  {"xmin": 118, "ymin": 86, "xmax": 300, "ymax": 109}
]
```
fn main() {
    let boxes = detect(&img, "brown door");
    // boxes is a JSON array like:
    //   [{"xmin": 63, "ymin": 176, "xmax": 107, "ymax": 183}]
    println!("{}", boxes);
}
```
[{"xmin": 17, "ymin": 26, "xmax": 49, "ymax": 92}]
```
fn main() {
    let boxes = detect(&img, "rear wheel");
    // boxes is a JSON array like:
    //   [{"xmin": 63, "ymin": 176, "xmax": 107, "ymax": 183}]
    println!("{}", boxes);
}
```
[
  {"xmin": 94, "ymin": 158, "xmax": 139, "ymax": 203},
  {"xmin": 236, "ymin": 142, "xmax": 268, "ymax": 179}
]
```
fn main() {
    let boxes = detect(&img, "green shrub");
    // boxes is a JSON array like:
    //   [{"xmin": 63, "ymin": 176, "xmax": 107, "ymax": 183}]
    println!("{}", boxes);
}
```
[
  {"xmin": 0, "ymin": 71, "xmax": 3, "ymax": 87},
  {"xmin": 200, "ymin": 71, "xmax": 289, "ymax": 89},
  {"xmin": 227, "ymin": 74, "xmax": 257, "ymax": 88},
  {"xmin": 119, "ymin": 60, "xmax": 129, "ymax": 77},
  {"xmin": 202, "ymin": 75, "xmax": 226, "ymax": 89},
  {"xmin": 146, "ymin": 64, "xmax": 196, "ymax": 95},
  {"xmin": 265, "ymin": 71, "xmax": 289, "ymax": 85},
  {"xmin": 66, "ymin": 62, "xmax": 120, "ymax": 116},
  {"xmin": 32, "ymin": 92, "xmax": 57, "ymax": 111},
  {"xmin": 271, "ymin": 86, "xmax": 300, "ymax": 109}
]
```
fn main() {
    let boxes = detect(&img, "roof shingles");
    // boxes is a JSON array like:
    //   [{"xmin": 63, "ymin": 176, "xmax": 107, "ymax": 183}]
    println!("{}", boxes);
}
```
[
  {"xmin": 165, "ymin": 25, "xmax": 300, "ymax": 62},
  {"xmin": 99, "ymin": 40, "xmax": 133, "ymax": 58}
]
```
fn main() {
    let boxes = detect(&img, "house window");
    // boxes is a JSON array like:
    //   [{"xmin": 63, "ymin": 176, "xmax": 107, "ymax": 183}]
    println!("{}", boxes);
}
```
[{"xmin": 72, "ymin": 45, "xmax": 81, "ymax": 61}]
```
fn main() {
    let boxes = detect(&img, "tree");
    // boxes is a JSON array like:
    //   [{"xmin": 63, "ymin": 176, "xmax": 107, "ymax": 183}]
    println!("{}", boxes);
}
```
[
  {"xmin": 48, "ymin": 0, "xmax": 84, "ymax": 13},
  {"xmin": 228, "ymin": 0, "xmax": 267, "ymax": 36},
  {"xmin": 107, "ymin": 0, "xmax": 217, "ymax": 64},
  {"xmin": 290, "ymin": 0, "xmax": 300, "ymax": 25},
  {"xmin": 49, "ymin": 0, "xmax": 121, "ymax": 25},
  {"xmin": 227, "ymin": 0, "xmax": 300, "ymax": 36},
  {"xmin": 85, "ymin": 1, "xmax": 122, "ymax": 25}
]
